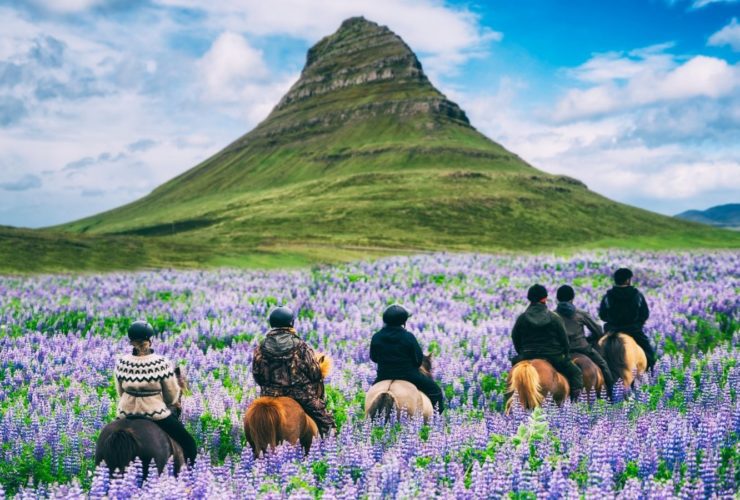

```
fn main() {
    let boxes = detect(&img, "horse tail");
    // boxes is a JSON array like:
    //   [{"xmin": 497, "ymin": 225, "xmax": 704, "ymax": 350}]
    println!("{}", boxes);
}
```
[
  {"xmin": 367, "ymin": 392, "xmax": 396, "ymax": 421},
  {"xmin": 603, "ymin": 334, "xmax": 629, "ymax": 383},
  {"xmin": 246, "ymin": 398, "xmax": 281, "ymax": 456},
  {"xmin": 100, "ymin": 429, "xmax": 139, "ymax": 474},
  {"xmin": 506, "ymin": 361, "xmax": 543, "ymax": 413}
]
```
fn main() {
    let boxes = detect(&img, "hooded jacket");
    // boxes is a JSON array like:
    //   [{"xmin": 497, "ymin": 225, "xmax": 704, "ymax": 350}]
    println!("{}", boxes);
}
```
[
  {"xmin": 511, "ymin": 302, "xmax": 570, "ymax": 358},
  {"xmin": 598, "ymin": 286, "xmax": 649, "ymax": 331},
  {"xmin": 370, "ymin": 325, "xmax": 424, "ymax": 379},
  {"xmin": 555, "ymin": 302, "xmax": 604, "ymax": 351},
  {"xmin": 252, "ymin": 328, "xmax": 323, "ymax": 390}
]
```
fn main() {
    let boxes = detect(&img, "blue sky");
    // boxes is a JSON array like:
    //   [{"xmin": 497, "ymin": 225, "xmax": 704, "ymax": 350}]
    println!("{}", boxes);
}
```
[{"xmin": 1, "ymin": 0, "xmax": 738, "ymax": 227}]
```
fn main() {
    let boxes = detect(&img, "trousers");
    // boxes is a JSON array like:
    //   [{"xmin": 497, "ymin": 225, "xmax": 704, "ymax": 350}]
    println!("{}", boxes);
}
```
[
  {"xmin": 572, "ymin": 346, "xmax": 615, "ymax": 394},
  {"xmin": 154, "ymin": 414, "xmax": 197, "ymax": 465}
]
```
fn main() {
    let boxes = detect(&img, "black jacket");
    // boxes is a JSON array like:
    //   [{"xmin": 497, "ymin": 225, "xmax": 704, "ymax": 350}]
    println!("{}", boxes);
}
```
[
  {"xmin": 555, "ymin": 302, "xmax": 603, "ymax": 351},
  {"xmin": 511, "ymin": 303, "xmax": 570, "ymax": 358},
  {"xmin": 598, "ymin": 286, "xmax": 649, "ymax": 333},
  {"xmin": 370, "ymin": 325, "xmax": 424, "ymax": 379}
]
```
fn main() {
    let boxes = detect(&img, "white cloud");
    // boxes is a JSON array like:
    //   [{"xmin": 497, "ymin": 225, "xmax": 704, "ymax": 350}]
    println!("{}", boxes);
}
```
[
  {"xmin": 691, "ymin": 0, "xmax": 739, "ymax": 8},
  {"xmin": 554, "ymin": 47, "xmax": 739, "ymax": 121},
  {"xmin": 709, "ymin": 17, "xmax": 740, "ymax": 51},
  {"xmin": 154, "ymin": 0, "xmax": 500, "ymax": 78},
  {"xmin": 198, "ymin": 32, "xmax": 268, "ymax": 102}
]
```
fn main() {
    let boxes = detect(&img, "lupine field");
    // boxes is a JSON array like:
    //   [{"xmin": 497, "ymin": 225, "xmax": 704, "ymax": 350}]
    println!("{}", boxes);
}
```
[{"xmin": 0, "ymin": 251, "xmax": 738, "ymax": 499}]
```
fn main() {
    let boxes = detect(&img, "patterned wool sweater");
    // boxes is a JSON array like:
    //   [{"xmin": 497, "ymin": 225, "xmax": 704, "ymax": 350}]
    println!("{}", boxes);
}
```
[{"xmin": 114, "ymin": 353, "xmax": 180, "ymax": 420}]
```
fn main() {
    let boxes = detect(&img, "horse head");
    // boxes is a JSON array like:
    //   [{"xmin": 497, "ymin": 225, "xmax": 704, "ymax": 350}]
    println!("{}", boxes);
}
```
[
  {"xmin": 316, "ymin": 353, "xmax": 332, "ymax": 378},
  {"xmin": 171, "ymin": 364, "xmax": 189, "ymax": 418},
  {"xmin": 420, "ymin": 353, "xmax": 433, "ymax": 377}
]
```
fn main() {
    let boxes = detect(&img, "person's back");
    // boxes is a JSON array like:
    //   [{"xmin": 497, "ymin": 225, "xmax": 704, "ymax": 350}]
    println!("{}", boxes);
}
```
[
  {"xmin": 114, "ymin": 321, "xmax": 197, "ymax": 466},
  {"xmin": 511, "ymin": 285, "xmax": 583, "ymax": 399},
  {"xmin": 370, "ymin": 305, "xmax": 445, "ymax": 412},
  {"xmin": 598, "ymin": 268, "xmax": 655, "ymax": 369},
  {"xmin": 555, "ymin": 285, "xmax": 614, "ymax": 395},
  {"xmin": 252, "ymin": 307, "xmax": 335, "ymax": 435}
]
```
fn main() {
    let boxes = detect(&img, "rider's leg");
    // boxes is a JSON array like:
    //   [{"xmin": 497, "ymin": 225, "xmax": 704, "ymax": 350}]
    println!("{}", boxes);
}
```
[
  {"xmin": 575, "ymin": 347, "xmax": 615, "ymax": 398},
  {"xmin": 404, "ymin": 371, "xmax": 446, "ymax": 413},
  {"xmin": 154, "ymin": 414, "xmax": 197, "ymax": 465},
  {"xmin": 626, "ymin": 330, "xmax": 657, "ymax": 369},
  {"xmin": 548, "ymin": 356, "xmax": 583, "ymax": 401},
  {"xmin": 290, "ymin": 393, "xmax": 336, "ymax": 436}
]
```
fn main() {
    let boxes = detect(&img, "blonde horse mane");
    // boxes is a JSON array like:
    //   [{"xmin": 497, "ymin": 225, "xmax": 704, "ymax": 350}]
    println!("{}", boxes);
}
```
[
  {"xmin": 506, "ymin": 361, "xmax": 544, "ymax": 413},
  {"xmin": 316, "ymin": 353, "xmax": 332, "ymax": 378}
]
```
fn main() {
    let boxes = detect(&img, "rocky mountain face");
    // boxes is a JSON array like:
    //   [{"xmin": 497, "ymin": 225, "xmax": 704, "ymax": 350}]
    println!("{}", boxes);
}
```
[{"xmin": 227, "ymin": 17, "xmax": 470, "ymax": 150}]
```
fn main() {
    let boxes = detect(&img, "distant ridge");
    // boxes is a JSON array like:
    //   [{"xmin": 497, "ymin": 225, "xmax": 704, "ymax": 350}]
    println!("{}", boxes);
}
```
[
  {"xmin": 676, "ymin": 204, "xmax": 740, "ymax": 230},
  {"xmin": 2, "ymin": 17, "xmax": 735, "ymax": 272}
]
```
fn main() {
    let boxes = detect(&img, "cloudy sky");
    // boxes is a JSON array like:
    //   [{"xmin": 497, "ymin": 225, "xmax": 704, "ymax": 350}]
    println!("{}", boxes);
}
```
[{"xmin": 1, "ymin": 0, "xmax": 739, "ymax": 227}]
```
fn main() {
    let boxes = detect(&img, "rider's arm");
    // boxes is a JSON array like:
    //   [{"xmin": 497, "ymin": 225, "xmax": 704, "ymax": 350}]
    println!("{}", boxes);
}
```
[
  {"xmin": 369, "ymin": 334, "xmax": 379, "ymax": 363},
  {"xmin": 161, "ymin": 361, "xmax": 181, "ymax": 407},
  {"xmin": 406, "ymin": 332, "xmax": 423, "ymax": 368},
  {"xmin": 301, "ymin": 344, "xmax": 323, "ymax": 383},
  {"xmin": 554, "ymin": 315, "xmax": 570, "ymax": 357},
  {"xmin": 511, "ymin": 317, "xmax": 523, "ymax": 353},
  {"xmin": 252, "ymin": 346, "xmax": 267, "ymax": 386},
  {"xmin": 582, "ymin": 312, "xmax": 604, "ymax": 342},
  {"xmin": 598, "ymin": 296, "xmax": 609, "ymax": 322},
  {"xmin": 114, "ymin": 374, "xmax": 123, "ymax": 397},
  {"xmin": 638, "ymin": 292, "xmax": 650, "ymax": 324}
]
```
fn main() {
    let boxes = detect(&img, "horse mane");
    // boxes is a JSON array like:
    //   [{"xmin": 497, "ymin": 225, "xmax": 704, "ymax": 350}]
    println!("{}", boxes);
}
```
[
  {"xmin": 506, "ymin": 361, "xmax": 543, "ymax": 413},
  {"xmin": 100, "ymin": 428, "xmax": 139, "ymax": 474},
  {"xmin": 367, "ymin": 392, "xmax": 396, "ymax": 422},
  {"xmin": 245, "ymin": 398, "xmax": 282, "ymax": 456},
  {"xmin": 317, "ymin": 354, "xmax": 332, "ymax": 379}
]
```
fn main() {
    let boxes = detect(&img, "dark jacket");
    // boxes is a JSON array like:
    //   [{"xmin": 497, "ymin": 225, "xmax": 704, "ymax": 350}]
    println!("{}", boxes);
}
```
[
  {"xmin": 555, "ymin": 302, "xmax": 604, "ymax": 351},
  {"xmin": 252, "ymin": 328, "xmax": 323, "ymax": 393},
  {"xmin": 598, "ymin": 286, "xmax": 649, "ymax": 333},
  {"xmin": 370, "ymin": 325, "xmax": 424, "ymax": 379},
  {"xmin": 512, "ymin": 303, "xmax": 570, "ymax": 358}
]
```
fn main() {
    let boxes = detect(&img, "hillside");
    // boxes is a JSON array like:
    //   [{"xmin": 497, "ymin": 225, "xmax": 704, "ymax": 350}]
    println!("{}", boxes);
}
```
[
  {"xmin": 676, "ymin": 204, "xmax": 740, "ymax": 230},
  {"xmin": 10, "ymin": 16, "xmax": 736, "ymax": 271}
]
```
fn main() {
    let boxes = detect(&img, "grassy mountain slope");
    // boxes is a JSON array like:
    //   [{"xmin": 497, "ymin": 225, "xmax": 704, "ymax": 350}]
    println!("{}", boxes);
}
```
[{"xmin": 6, "ymin": 17, "xmax": 737, "ymax": 272}]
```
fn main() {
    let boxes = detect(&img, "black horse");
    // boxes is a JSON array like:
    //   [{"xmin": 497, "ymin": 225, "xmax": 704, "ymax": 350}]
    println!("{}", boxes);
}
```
[{"xmin": 95, "ymin": 366, "xmax": 188, "ymax": 477}]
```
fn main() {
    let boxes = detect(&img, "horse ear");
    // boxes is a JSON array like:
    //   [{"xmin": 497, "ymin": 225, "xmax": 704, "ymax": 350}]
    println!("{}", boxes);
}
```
[{"xmin": 174, "ymin": 366, "xmax": 181, "ymax": 376}]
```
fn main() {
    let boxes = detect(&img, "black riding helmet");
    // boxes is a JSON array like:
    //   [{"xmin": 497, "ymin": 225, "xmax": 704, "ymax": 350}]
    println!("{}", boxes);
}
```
[
  {"xmin": 383, "ymin": 304, "xmax": 411, "ymax": 327},
  {"xmin": 269, "ymin": 306, "xmax": 295, "ymax": 328},
  {"xmin": 128, "ymin": 320, "xmax": 155, "ymax": 341}
]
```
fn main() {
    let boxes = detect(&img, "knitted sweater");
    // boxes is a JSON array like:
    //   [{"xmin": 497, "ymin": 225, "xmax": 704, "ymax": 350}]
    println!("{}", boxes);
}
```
[{"xmin": 114, "ymin": 353, "xmax": 180, "ymax": 420}]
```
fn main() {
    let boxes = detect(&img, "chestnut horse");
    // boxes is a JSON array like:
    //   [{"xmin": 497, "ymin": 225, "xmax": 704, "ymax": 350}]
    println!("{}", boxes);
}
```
[
  {"xmin": 598, "ymin": 333, "xmax": 647, "ymax": 389},
  {"xmin": 95, "ymin": 366, "xmax": 188, "ymax": 478},
  {"xmin": 244, "ymin": 354, "xmax": 331, "ymax": 457},
  {"xmin": 505, "ymin": 354, "xmax": 606, "ymax": 413},
  {"xmin": 364, "ymin": 355, "xmax": 435, "ymax": 423}
]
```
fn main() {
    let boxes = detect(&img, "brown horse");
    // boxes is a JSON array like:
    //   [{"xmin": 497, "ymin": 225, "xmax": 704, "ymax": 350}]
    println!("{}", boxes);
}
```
[
  {"xmin": 95, "ymin": 366, "xmax": 188, "ymax": 478},
  {"xmin": 244, "ymin": 354, "xmax": 331, "ymax": 457},
  {"xmin": 505, "ymin": 359, "xmax": 569, "ymax": 413},
  {"xmin": 364, "ymin": 355, "xmax": 435, "ymax": 422},
  {"xmin": 598, "ymin": 333, "xmax": 647, "ymax": 389},
  {"xmin": 572, "ymin": 353, "xmax": 605, "ymax": 396}
]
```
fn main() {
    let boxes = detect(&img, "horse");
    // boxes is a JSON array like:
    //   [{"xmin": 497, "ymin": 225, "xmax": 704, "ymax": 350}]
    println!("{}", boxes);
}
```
[
  {"xmin": 95, "ymin": 366, "xmax": 188, "ymax": 478},
  {"xmin": 243, "ymin": 353, "xmax": 332, "ymax": 457},
  {"xmin": 572, "ymin": 353, "xmax": 605, "ymax": 396},
  {"xmin": 364, "ymin": 355, "xmax": 435, "ymax": 423},
  {"xmin": 598, "ymin": 333, "xmax": 647, "ymax": 389},
  {"xmin": 504, "ymin": 359, "xmax": 569, "ymax": 413}
]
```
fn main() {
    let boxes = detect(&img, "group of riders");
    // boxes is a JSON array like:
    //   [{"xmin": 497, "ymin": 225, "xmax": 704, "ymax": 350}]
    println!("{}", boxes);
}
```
[{"xmin": 109, "ymin": 267, "xmax": 654, "ymax": 467}]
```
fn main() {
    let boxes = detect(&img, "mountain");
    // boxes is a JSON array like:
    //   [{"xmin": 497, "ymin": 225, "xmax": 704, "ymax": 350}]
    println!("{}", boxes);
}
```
[
  {"xmin": 12, "ymin": 16, "xmax": 735, "ymax": 271},
  {"xmin": 676, "ymin": 204, "xmax": 740, "ymax": 230}
]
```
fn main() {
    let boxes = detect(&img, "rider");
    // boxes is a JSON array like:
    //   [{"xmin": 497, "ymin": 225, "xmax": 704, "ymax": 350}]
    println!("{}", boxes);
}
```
[
  {"xmin": 511, "ymin": 284, "xmax": 584, "ymax": 400},
  {"xmin": 114, "ymin": 321, "xmax": 197, "ymax": 465},
  {"xmin": 252, "ymin": 307, "xmax": 335, "ymax": 436},
  {"xmin": 555, "ymin": 285, "xmax": 615, "ymax": 397},
  {"xmin": 370, "ymin": 304, "xmax": 445, "ymax": 412},
  {"xmin": 598, "ymin": 268, "xmax": 656, "ymax": 370}
]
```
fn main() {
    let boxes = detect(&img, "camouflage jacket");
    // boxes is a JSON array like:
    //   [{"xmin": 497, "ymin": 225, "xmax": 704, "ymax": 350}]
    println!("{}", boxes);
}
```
[{"xmin": 252, "ymin": 328, "xmax": 325, "ymax": 398}]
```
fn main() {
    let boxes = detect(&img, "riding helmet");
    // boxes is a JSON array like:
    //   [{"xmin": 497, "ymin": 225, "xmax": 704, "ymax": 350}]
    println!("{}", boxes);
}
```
[
  {"xmin": 556, "ymin": 285, "xmax": 575, "ymax": 302},
  {"xmin": 614, "ymin": 268, "xmax": 633, "ymax": 285},
  {"xmin": 128, "ymin": 320, "xmax": 155, "ymax": 341},
  {"xmin": 269, "ymin": 306, "xmax": 295, "ymax": 328},
  {"xmin": 527, "ymin": 284, "xmax": 548, "ymax": 303},
  {"xmin": 382, "ymin": 304, "xmax": 411, "ymax": 326}
]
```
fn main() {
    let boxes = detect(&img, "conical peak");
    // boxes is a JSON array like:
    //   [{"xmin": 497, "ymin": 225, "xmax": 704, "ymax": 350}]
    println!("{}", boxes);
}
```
[{"xmin": 275, "ymin": 17, "xmax": 433, "ymax": 111}]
